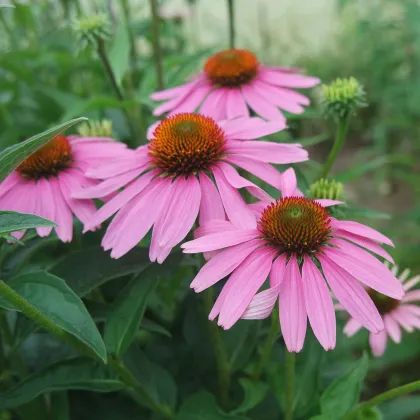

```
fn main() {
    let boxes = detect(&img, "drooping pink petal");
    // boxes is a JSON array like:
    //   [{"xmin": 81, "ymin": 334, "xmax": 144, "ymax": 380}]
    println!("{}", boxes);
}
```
[
  {"xmin": 403, "ymin": 275, "xmax": 420, "ymax": 291},
  {"xmin": 384, "ymin": 314, "xmax": 401, "ymax": 343},
  {"xmin": 393, "ymin": 307, "xmax": 420, "ymax": 329},
  {"xmin": 0, "ymin": 172, "xmax": 20, "ymax": 199},
  {"xmin": 150, "ymin": 81, "xmax": 199, "ymax": 101},
  {"xmin": 199, "ymin": 89, "xmax": 227, "ymax": 120},
  {"xmin": 220, "ymin": 117, "xmax": 286, "ymax": 140},
  {"xmin": 241, "ymin": 84, "xmax": 286, "ymax": 122},
  {"xmin": 225, "ymin": 88, "xmax": 249, "ymax": 119},
  {"xmin": 181, "ymin": 229, "xmax": 260, "ymax": 253},
  {"xmin": 269, "ymin": 86, "xmax": 310, "ymax": 105},
  {"xmin": 330, "ymin": 219, "xmax": 394, "ymax": 247},
  {"xmin": 227, "ymin": 140, "xmax": 308, "ymax": 164},
  {"xmin": 334, "ymin": 230, "xmax": 394, "ymax": 264},
  {"xmin": 217, "ymin": 247, "xmax": 276, "ymax": 329},
  {"xmin": 302, "ymin": 256, "xmax": 336, "ymax": 350},
  {"xmin": 49, "ymin": 178, "xmax": 73, "ymax": 242},
  {"xmin": 168, "ymin": 83, "xmax": 212, "ymax": 116},
  {"xmin": 279, "ymin": 167, "xmax": 299, "ymax": 197},
  {"xmin": 270, "ymin": 254, "xmax": 287, "ymax": 287},
  {"xmin": 110, "ymin": 178, "xmax": 172, "ymax": 258},
  {"xmin": 279, "ymin": 256, "xmax": 307, "ymax": 352},
  {"xmin": 85, "ymin": 170, "xmax": 156, "ymax": 231},
  {"xmin": 403, "ymin": 290, "xmax": 420, "ymax": 303},
  {"xmin": 343, "ymin": 318, "xmax": 362, "ymax": 337},
  {"xmin": 241, "ymin": 285, "xmax": 281, "ymax": 320},
  {"xmin": 194, "ymin": 220, "xmax": 237, "ymax": 237},
  {"xmin": 213, "ymin": 166, "xmax": 256, "ymax": 230},
  {"xmin": 324, "ymin": 239, "xmax": 404, "ymax": 299},
  {"xmin": 198, "ymin": 172, "xmax": 224, "ymax": 225},
  {"xmin": 226, "ymin": 155, "xmax": 282, "ymax": 189},
  {"xmin": 209, "ymin": 273, "xmax": 237, "ymax": 321},
  {"xmin": 369, "ymin": 330, "xmax": 387, "ymax": 357},
  {"xmin": 316, "ymin": 199, "xmax": 345, "ymax": 207},
  {"xmin": 190, "ymin": 238, "xmax": 264, "ymax": 292},
  {"xmin": 400, "ymin": 304, "xmax": 420, "ymax": 317},
  {"xmin": 35, "ymin": 178, "xmax": 56, "ymax": 237},
  {"xmin": 319, "ymin": 254, "xmax": 384, "ymax": 333},
  {"xmin": 259, "ymin": 68, "xmax": 320, "ymax": 88},
  {"xmin": 86, "ymin": 154, "xmax": 149, "ymax": 179},
  {"xmin": 390, "ymin": 309, "xmax": 415, "ymax": 332}
]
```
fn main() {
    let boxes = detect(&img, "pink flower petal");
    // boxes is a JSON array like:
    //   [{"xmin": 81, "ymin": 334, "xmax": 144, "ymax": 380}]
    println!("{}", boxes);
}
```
[
  {"xmin": 390, "ymin": 309, "xmax": 415, "ymax": 332},
  {"xmin": 49, "ymin": 178, "xmax": 73, "ymax": 242},
  {"xmin": 343, "ymin": 318, "xmax": 363, "ymax": 337},
  {"xmin": 199, "ymin": 89, "xmax": 227, "ymax": 120},
  {"xmin": 369, "ymin": 330, "xmax": 387, "ymax": 357},
  {"xmin": 269, "ymin": 86, "xmax": 310, "ymax": 105},
  {"xmin": 220, "ymin": 117, "xmax": 286, "ymax": 139},
  {"xmin": 213, "ymin": 166, "xmax": 256, "ymax": 230},
  {"xmin": 403, "ymin": 290, "xmax": 420, "ymax": 303},
  {"xmin": 86, "ymin": 154, "xmax": 149, "ymax": 179},
  {"xmin": 279, "ymin": 256, "xmax": 307, "ymax": 352},
  {"xmin": 225, "ymin": 88, "xmax": 249, "ymax": 119},
  {"xmin": 0, "ymin": 172, "xmax": 20, "ymax": 199},
  {"xmin": 403, "ymin": 275, "xmax": 420, "ymax": 291},
  {"xmin": 316, "ymin": 199, "xmax": 345, "ymax": 207},
  {"xmin": 270, "ymin": 254, "xmax": 287, "ymax": 287},
  {"xmin": 302, "ymin": 256, "xmax": 336, "ymax": 350},
  {"xmin": 194, "ymin": 220, "xmax": 236, "ymax": 237},
  {"xmin": 400, "ymin": 304, "xmax": 420, "ymax": 317},
  {"xmin": 150, "ymin": 80, "xmax": 199, "ymax": 101},
  {"xmin": 218, "ymin": 247, "xmax": 276, "ymax": 329},
  {"xmin": 167, "ymin": 83, "xmax": 212, "ymax": 116},
  {"xmin": 319, "ymin": 254, "xmax": 384, "ymax": 333},
  {"xmin": 198, "ymin": 172, "xmax": 224, "ymax": 225},
  {"xmin": 35, "ymin": 178, "xmax": 56, "ymax": 237},
  {"xmin": 384, "ymin": 314, "xmax": 401, "ymax": 343},
  {"xmin": 241, "ymin": 285, "xmax": 281, "ymax": 320},
  {"xmin": 147, "ymin": 121, "xmax": 161, "ymax": 140},
  {"xmin": 325, "ymin": 239, "xmax": 404, "ymax": 299},
  {"xmin": 279, "ymin": 167, "xmax": 299, "ymax": 197},
  {"xmin": 259, "ymin": 68, "xmax": 320, "ymax": 88},
  {"xmin": 330, "ymin": 219, "xmax": 394, "ymax": 247},
  {"xmin": 190, "ymin": 238, "xmax": 264, "ymax": 292}
]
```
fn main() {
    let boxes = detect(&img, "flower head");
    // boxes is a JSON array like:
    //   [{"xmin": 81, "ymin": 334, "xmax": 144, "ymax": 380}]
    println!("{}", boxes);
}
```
[
  {"xmin": 77, "ymin": 113, "xmax": 307, "ymax": 262},
  {"xmin": 321, "ymin": 77, "xmax": 366, "ymax": 120},
  {"xmin": 0, "ymin": 134, "xmax": 128, "ymax": 242},
  {"xmin": 77, "ymin": 119, "xmax": 113, "ymax": 138},
  {"xmin": 73, "ymin": 14, "xmax": 112, "ymax": 50},
  {"xmin": 343, "ymin": 263, "xmax": 420, "ymax": 357},
  {"xmin": 182, "ymin": 178, "xmax": 404, "ymax": 352},
  {"xmin": 309, "ymin": 178, "xmax": 344, "ymax": 201},
  {"xmin": 150, "ymin": 49, "xmax": 320, "ymax": 123}
]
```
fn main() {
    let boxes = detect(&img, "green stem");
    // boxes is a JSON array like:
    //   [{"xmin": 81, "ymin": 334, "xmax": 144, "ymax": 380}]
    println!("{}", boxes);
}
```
[
  {"xmin": 227, "ymin": 0, "xmax": 235, "ymax": 49},
  {"xmin": 0, "ymin": 281, "xmax": 100, "ymax": 362},
  {"xmin": 202, "ymin": 288, "xmax": 231, "ymax": 409},
  {"xmin": 253, "ymin": 308, "xmax": 278, "ymax": 380},
  {"xmin": 284, "ymin": 350, "xmax": 295, "ymax": 420},
  {"xmin": 95, "ymin": 37, "xmax": 138, "ymax": 142},
  {"xmin": 108, "ymin": 356, "xmax": 173, "ymax": 419},
  {"xmin": 343, "ymin": 380, "xmax": 420, "ymax": 420},
  {"xmin": 149, "ymin": 0, "xmax": 164, "ymax": 90},
  {"xmin": 318, "ymin": 116, "xmax": 350, "ymax": 180}
]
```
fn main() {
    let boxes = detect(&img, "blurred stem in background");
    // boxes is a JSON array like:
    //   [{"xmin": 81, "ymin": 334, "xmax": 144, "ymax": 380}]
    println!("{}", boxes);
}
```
[
  {"xmin": 227, "ymin": 0, "xmax": 235, "ymax": 49},
  {"xmin": 318, "ymin": 116, "xmax": 350, "ymax": 180},
  {"xmin": 202, "ymin": 288, "xmax": 231, "ymax": 410},
  {"xmin": 149, "ymin": 0, "xmax": 164, "ymax": 90},
  {"xmin": 284, "ymin": 350, "xmax": 295, "ymax": 420},
  {"xmin": 119, "ymin": 0, "xmax": 138, "ymax": 67}
]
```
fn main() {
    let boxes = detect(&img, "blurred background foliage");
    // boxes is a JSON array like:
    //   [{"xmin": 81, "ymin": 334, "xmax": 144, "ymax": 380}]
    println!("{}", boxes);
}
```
[{"xmin": 0, "ymin": 0, "xmax": 420, "ymax": 419}]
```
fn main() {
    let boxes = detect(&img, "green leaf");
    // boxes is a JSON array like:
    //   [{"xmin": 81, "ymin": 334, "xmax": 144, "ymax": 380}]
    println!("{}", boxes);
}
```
[
  {"xmin": 0, "ymin": 117, "xmax": 87, "ymax": 182},
  {"xmin": 0, "ymin": 211, "xmax": 55, "ymax": 234},
  {"xmin": 174, "ymin": 391, "xmax": 250, "ymax": 420},
  {"xmin": 381, "ymin": 396, "xmax": 420, "ymax": 420},
  {"xmin": 339, "ymin": 206, "xmax": 390, "ymax": 221},
  {"xmin": 104, "ymin": 264, "xmax": 164, "ymax": 355},
  {"xmin": 109, "ymin": 21, "xmax": 130, "ymax": 88},
  {"xmin": 50, "ymin": 246, "xmax": 153, "ymax": 297},
  {"xmin": 230, "ymin": 378, "xmax": 268, "ymax": 415},
  {"xmin": 0, "ymin": 271, "xmax": 107, "ymax": 362},
  {"xmin": 357, "ymin": 407, "xmax": 383, "ymax": 420},
  {"xmin": 141, "ymin": 318, "xmax": 171, "ymax": 338},
  {"xmin": 297, "ymin": 133, "xmax": 330, "ymax": 147},
  {"xmin": 0, "ymin": 358, "xmax": 124, "ymax": 409},
  {"xmin": 320, "ymin": 353, "xmax": 369, "ymax": 418},
  {"xmin": 50, "ymin": 392, "xmax": 70, "ymax": 420}
]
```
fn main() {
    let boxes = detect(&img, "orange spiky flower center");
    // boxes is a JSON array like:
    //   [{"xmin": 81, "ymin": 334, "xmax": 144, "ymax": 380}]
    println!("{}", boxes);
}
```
[
  {"xmin": 259, "ymin": 197, "xmax": 331, "ymax": 254},
  {"xmin": 204, "ymin": 49, "xmax": 259, "ymax": 87},
  {"xmin": 148, "ymin": 113, "xmax": 227, "ymax": 177},
  {"xmin": 17, "ymin": 135, "xmax": 72, "ymax": 180},
  {"xmin": 367, "ymin": 289, "xmax": 400, "ymax": 314}
]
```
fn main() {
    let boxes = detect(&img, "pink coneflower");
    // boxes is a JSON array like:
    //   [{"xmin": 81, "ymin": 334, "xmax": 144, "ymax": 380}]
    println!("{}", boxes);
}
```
[
  {"xmin": 76, "ymin": 113, "xmax": 307, "ymax": 262},
  {"xmin": 181, "ymin": 196, "xmax": 404, "ymax": 352},
  {"xmin": 150, "ymin": 49, "xmax": 320, "ymax": 123},
  {"xmin": 343, "ymin": 263, "xmax": 420, "ymax": 357},
  {"xmin": 0, "ymin": 134, "xmax": 128, "ymax": 242}
]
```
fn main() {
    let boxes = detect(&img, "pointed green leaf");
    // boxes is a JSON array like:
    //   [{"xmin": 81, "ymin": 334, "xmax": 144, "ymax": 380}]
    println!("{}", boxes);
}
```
[
  {"xmin": 0, "ymin": 211, "xmax": 55, "ymax": 234},
  {"xmin": 0, "ymin": 117, "xmax": 87, "ymax": 181},
  {"xmin": 0, "ymin": 358, "xmax": 124, "ymax": 409},
  {"xmin": 230, "ymin": 378, "xmax": 268, "ymax": 415},
  {"xmin": 0, "ymin": 271, "xmax": 107, "ymax": 362}
]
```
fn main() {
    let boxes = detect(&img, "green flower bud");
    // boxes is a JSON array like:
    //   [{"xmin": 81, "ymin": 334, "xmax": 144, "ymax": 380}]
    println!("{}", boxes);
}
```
[
  {"xmin": 73, "ymin": 14, "xmax": 112, "ymax": 50},
  {"xmin": 321, "ymin": 77, "xmax": 366, "ymax": 120},
  {"xmin": 309, "ymin": 178, "xmax": 344, "ymax": 201},
  {"xmin": 77, "ymin": 119, "xmax": 114, "ymax": 138}
]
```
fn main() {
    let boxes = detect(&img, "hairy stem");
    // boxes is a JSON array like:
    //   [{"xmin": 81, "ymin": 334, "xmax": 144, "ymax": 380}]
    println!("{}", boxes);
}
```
[{"xmin": 227, "ymin": 0, "xmax": 235, "ymax": 49}]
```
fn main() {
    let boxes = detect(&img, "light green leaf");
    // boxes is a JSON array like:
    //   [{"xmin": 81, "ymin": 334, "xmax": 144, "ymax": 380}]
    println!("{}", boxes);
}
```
[
  {"xmin": 230, "ymin": 378, "xmax": 268, "ymax": 415},
  {"xmin": 109, "ymin": 21, "xmax": 131, "ymax": 88},
  {"xmin": 0, "ymin": 117, "xmax": 87, "ymax": 182},
  {"xmin": 0, "ymin": 211, "xmax": 55, "ymax": 234},
  {"xmin": 320, "ymin": 353, "xmax": 369, "ymax": 418},
  {"xmin": 357, "ymin": 407, "xmax": 383, "ymax": 420},
  {"xmin": 0, "ymin": 358, "xmax": 124, "ymax": 409},
  {"xmin": 104, "ymin": 262, "xmax": 168, "ymax": 355},
  {"xmin": 0, "ymin": 271, "xmax": 107, "ymax": 362}
]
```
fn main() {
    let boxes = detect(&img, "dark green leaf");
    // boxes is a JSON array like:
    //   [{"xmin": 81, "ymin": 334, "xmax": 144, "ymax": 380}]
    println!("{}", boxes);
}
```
[
  {"xmin": 0, "ymin": 358, "xmax": 124, "ymax": 409},
  {"xmin": 357, "ymin": 407, "xmax": 383, "ymax": 420},
  {"xmin": 0, "ymin": 211, "xmax": 55, "ymax": 234},
  {"xmin": 381, "ymin": 396, "xmax": 420, "ymax": 420},
  {"xmin": 109, "ymin": 21, "xmax": 130, "ymax": 88},
  {"xmin": 0, "ymin": 118, "xmax": 87, "ymax": 182},
  {"xmin": 320, "ymin": 353, "xmax": 369, "ymax": 418},
  {"xmin": 50, "ymin": 392, "xmax": 70, "ymax": 420},
  {"xmin": 230, "ymin": 378, "xmax": 268, "ymax": 415},
  {"xmin": 174, "ymin": 391, "xmax": 250, "ymax": 420},
  {"xmin": 0, "ymin": 271, "xmax": 107, "ymax": 362},
  {"xmin": 50, "ymin": 246, "xmax": 152, "ymax": 297},
  {"xmin": 141, "ymin": 318, "xmax": 171, "ymax": 338},
  {"xmin": 104, "ymin": 263, "xmax": 167, "ymax": 355}
]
